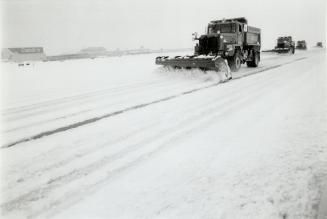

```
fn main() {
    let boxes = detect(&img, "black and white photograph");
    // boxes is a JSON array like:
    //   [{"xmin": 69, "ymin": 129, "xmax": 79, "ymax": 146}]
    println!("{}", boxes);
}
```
[{"xmin": 0, "ymin": 0, "xmax": 326, "ymax": 218}]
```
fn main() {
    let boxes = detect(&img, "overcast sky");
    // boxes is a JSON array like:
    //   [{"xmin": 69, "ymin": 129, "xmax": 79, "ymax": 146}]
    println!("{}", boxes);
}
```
[{"xmin": 1, "ymin": 0, "xmax": 326, "ymax": 55}]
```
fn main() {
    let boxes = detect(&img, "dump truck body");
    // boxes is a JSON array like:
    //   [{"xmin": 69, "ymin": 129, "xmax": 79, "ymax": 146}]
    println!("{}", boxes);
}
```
[{"xmin": 156, "ymin": 17, "xmax": 261, "ymax": 75}]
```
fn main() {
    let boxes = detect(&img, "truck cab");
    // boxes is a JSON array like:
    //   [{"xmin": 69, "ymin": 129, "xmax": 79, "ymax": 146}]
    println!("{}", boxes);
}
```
[{"xmin": 207, "ymin": 21, "xmax": 245, "ymax": 45}]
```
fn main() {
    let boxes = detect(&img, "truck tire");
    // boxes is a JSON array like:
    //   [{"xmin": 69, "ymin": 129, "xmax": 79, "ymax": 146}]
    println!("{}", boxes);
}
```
[
  {"xmin": 247, "ymin": 51, "xmax": 259, "ymax": 67},
  {"xmin": 228, "ymin": 51, "xmax": 241, "ymax": 72}
]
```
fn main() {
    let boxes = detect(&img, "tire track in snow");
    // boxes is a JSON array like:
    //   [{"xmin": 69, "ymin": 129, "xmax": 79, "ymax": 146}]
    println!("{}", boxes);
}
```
[
  {"xmin": 39, "ymin": 56, "xmax": 317, "ymax": 219},
  {"xmin": 3, "ymin": 79, "xmax": 202, "ymax": 132},
  {"xmin": 1, "ymin": 80, "xmax": 168, "ymax": 114},
  {"xmin": 1, "ymin": 66, "xmax": 293, "ymax": 216},
  {"xmin": 0, "ymin": 52, "xmax": 311, "ymax": 115},
  {"xmin": 3, "ymin": 79, "xmax": 185, "ymax": 121},
  {"xmin": 3, "ymin": 68, "xmax": 281, "ymax": 196},
  {"xmin": 4, "ymin": 55, "xmax": 316, "ymax": 200},
  {"xmin": 2, "ymin": 83, "xmax": 221, "ymax": 149},
  {"xmin": 1, "ymin": 57, "xmax": 307, "ymax": 149},
  {"xmin": 1, "ymin": 55, "xmax": 316, "ymax": 218}
]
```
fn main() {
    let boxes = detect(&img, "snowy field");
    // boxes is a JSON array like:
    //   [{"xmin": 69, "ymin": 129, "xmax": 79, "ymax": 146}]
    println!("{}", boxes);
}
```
[{"xmin": 1, "ymin": 48, "xmax": 326, "ymax": 219}]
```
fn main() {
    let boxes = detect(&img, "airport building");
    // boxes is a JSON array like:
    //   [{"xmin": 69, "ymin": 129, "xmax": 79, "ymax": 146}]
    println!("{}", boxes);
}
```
[{"xmin": 1, "ymin": 47, "xmax": 47, "ymax": 62}]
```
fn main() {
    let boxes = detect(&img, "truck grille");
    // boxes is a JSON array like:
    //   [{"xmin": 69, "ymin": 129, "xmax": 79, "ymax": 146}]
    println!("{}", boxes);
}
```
[
  {"xmin": 199, "ymin": 36, "xmax": 220, "ymax": 55},
  {"xmin": 207, "ymin": 37, "xmax": 219, "ymax": 53},
  {"xmin": 277, "ymin": 43, "xmax": 285, "ymax": 48}
]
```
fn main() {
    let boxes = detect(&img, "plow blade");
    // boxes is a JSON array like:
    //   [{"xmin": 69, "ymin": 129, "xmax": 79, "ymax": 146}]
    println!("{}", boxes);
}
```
[
  {"xmin": 155, "ymin": 55, "xmax": 231, "ymax": 77},
  {"xmin": 262, "ymin": 48, "xmax": 291, "ymax": 53}
]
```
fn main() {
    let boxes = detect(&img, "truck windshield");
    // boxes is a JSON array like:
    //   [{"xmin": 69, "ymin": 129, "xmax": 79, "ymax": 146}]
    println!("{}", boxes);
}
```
[
  {"xmin": 208, "ymin": 23, "xmax": 236, "ymax": 34},
  {"xmin": 278, "ymin": 37, "xmax": 291, "ymax": 42}
]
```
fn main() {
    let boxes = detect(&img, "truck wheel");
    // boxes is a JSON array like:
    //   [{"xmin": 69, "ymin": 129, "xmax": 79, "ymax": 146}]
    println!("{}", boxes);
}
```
[
  {"xmin": 247, "ymin": 52, "xmax": 259, "ymax": 67},
  {"xmin": 228, "ymin": 52, "xmax": 241, "ymax": 72}
]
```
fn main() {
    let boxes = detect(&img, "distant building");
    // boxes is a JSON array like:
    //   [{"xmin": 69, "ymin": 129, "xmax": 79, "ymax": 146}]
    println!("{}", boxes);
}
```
[
  {"xmin": 1, "ymin": 47, "xmax": 46, "ymax": 62},
  {"xmin": 126, "ymin": 46, "xmax": 151, "ymax": 55},
  {"xmin": 80, "ymin": 47, "xmax": 107, "ymax": 56}
]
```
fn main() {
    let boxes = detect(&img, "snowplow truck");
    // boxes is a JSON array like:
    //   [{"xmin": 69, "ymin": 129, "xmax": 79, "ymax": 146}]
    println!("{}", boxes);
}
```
[
  {"xmin": 155, "ymin": 17, "xmax": 261, "ymax": 75},
  {"xmin": 296, "ymin": 40, "xmax": 307, "ymax": 50},
  {"xmin": 274, "ymin": 36, "xmax": 295, "ymax": 53},
  {"xmin": 316, "ymin": 42, "xmax": 323, "ymax": 47}
]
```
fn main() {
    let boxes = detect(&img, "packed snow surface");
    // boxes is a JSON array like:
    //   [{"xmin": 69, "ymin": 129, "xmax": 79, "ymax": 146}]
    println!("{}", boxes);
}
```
[{"xmin": 0, "ymin": 49, "xmax": 326, "ymax": 219}]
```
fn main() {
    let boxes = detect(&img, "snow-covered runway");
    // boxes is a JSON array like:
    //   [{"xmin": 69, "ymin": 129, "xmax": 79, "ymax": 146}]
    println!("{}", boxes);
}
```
[{"xmin": 1, "ymin": 49, "xmax": 326, "ymax": 218}]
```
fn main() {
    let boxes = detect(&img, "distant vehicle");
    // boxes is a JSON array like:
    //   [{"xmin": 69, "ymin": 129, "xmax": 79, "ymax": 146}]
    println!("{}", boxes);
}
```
[
  {"xmin": 316, "ymin": 42, "xmax": 323, "ymax": 47},
  {"xmin": 262, "ymin": 36, "xmax": 295, "ymax": 54},
  {"xmin": 274, "ymin": 36, "xmax": 295, "ymax": 54},
  {"xmin": 296, "ymin": 40, "xmax": 307, "ymax": 50},
  {"xmin": 155, "ymin": 17, "xmax": 261, "ymax": 77}
]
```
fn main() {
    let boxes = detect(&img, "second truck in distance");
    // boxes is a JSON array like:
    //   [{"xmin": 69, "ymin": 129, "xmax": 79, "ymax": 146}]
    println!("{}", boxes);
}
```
[
  {"xmin": 274, "ymin": 36, "xmax": 295, "ymax": 53},
  {"xmin": 296, "ymin": 40, "xmax": 307, "ymax": 50}
]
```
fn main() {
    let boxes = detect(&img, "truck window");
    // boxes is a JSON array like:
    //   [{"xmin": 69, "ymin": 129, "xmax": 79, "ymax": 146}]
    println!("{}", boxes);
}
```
[
  {"xmin": 220, "ymin": 24, "xmax": 236, "ymax": 33},
  {"xmin": 208, "ymin": 25, "xmax": 220, "ymax": 34},
  {"xmin": 208, "ymin": 23, "xmax": 236, "ymax": 34},
  {"xmin": 208, "ymin": 26, "xmax": 213, "ymax": 34}
]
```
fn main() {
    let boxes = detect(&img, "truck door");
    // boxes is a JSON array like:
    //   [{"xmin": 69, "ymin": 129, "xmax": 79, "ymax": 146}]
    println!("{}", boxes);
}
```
[{"xmin": 237, "ymin": 24, "xmax": 243, "ymax": 45}]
